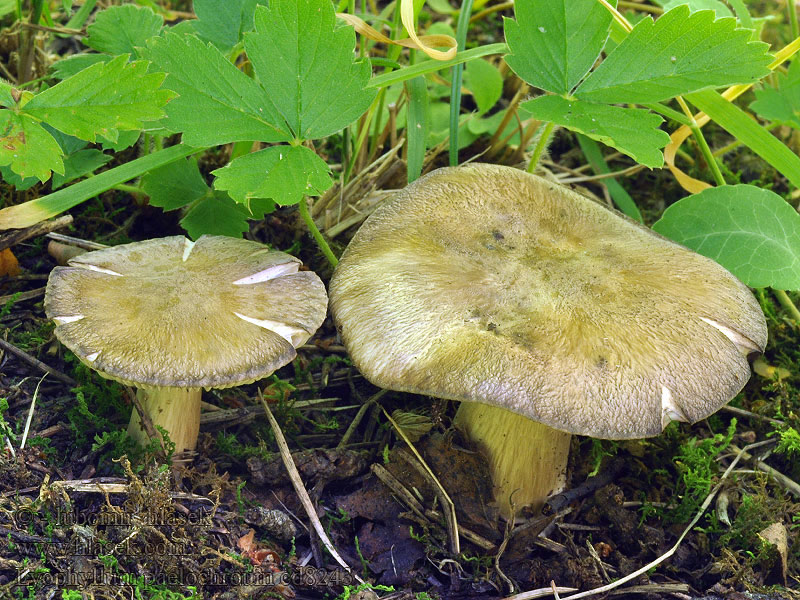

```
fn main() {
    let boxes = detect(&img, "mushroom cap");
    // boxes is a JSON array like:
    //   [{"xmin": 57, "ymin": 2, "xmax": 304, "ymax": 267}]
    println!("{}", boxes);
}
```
[
  {"xmin": 45, "ymin": 235, "xmax": 328, "ymax": 389},
  {"xmin": 329, "ymin": 164, "xmax": 767, "ymax": 439}
]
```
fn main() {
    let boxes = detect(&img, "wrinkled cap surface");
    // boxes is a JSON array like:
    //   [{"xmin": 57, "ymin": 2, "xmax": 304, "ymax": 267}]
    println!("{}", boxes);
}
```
[
  {"xmin": 45, "ymin": 235, "xmax": 328, "ymax": 389},
  {"xmin": 329, "ymin": 164, "xmax": 767, "ymax": 439}
]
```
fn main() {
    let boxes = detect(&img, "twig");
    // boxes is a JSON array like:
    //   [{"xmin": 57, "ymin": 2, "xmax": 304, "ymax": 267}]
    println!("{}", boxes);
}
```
[
  {"xmin": 44, "ymin": 232, "xmax": 108, "ymax": 251},
  {"xmin": 728, "ymin": 443, "xmax": 800, "ymax": 497},
  {"xmin": 0, "ymin": 287, "xmax": 46, "ymax": 304},
  {"xmin": 19, "ymin": 373, "xmax": 46, "ymax": 449},
  {"xmin": 337, "ymin": 389, "xmax": 387, "ymax": 448},
  {"xmin": 721, "ymin": 405, "xmax": 784, "ymax": 426},
  {"xmin": 0, "ymin": 215, "xmax": 73, "ymax": 252},
  {"xmin": 499, "ymin": 585, "xmax": 577, "ymax": 600},
  {"xmin": 259, "ymin": 391, "xmax": 364, "ymax": 583},
  {"xmin": 384, "ymin": 407, "xmax": 460, "ymax": 555},
  {"xmin": 0, "ymin": 338, "xmax": 77, "ymax": 386}
]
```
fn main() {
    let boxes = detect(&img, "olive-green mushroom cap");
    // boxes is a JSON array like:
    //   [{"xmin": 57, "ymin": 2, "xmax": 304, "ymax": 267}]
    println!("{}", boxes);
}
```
[
  {"xmin": 329, "ymin": 164, "xmax": 767, "ymax": 439},
  {"xmin": 45, "ymin": 235, "xmax": 328, "ymax": 389}
]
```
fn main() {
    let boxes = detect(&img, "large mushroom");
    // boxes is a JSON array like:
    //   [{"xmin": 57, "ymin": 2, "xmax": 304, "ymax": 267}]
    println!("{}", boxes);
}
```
[
  {"xmin": 329, "ymin": 163, "xmax": 767, "ymax": 518},
  {"xmin": 45, "ymin": 235, "xmax": 328, "ymax": 454}
]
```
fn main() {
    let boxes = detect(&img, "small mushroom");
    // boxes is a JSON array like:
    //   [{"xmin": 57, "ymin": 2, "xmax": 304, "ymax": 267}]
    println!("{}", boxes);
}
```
[
  {"xmin": 45, "ymin": 235, "xmax": 328, "ymax": 454},
  {"xmin": 329, "ymin": 163, "xmax": 767, "ymax": 518}
]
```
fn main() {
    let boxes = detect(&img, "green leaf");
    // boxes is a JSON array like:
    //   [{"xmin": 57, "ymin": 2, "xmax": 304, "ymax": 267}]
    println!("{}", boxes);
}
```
[
  {"xmin": 504, "ymin": 0, "xmax": 614, "ymax": 95},
  {"xmin": 463, "ymin": 58, "xmax": 503, "ymax": 115},
  {"xmin": 213, "ymin": 145, "xmax": 331, "ymax": 206},
  {"xmin": 661, "ymin": 0, "xmax": 733, "ymax": 18},
  {"xmin": 99, "ymin": 129, "xmax": 139, "ymax": 152},
  {"xmin": 49, "ymin": 54, "xmax": 109, "ymax": 80},
  {"xmin": 0, "ymin": 166, "xmax": 39, "ymax": 191},
  {"xmin": 141, "ymin": 157, "xmax": 209, "ymax": 210},
  {"xmin": 143, "ymin": 33, "xmax": 291, "ymax": 145},
  {"xmin": 407, "ymin": 77, "xmax": 428, "ymax": 183},
  {"xmin": 52, "ymin": 149, "xmax": 112, "ymax": 189},
  {"xmin": 0, "ymin": 111, "xmax": 63, "ymax": 181},
  {"xmin": 686, "ymin": 89, "xmax": 800, "ymax": 189},
  {"xmin": 24, "ymin": 55, "xmax": 174, "ymax": 143},
  {"xmin": 244, "ymin": 0, "xmax": 375, "ymax": 140},
  {"xmin": 652, "ymin": 185, "xmax": 800, "ymax": 289},
  {"xmin": 750, "ymin": 59, "xmax": 800, "ymax": 129},
  {"xmin": 84, "ymin": 4, "xmax": 163, "ymax": 57},
  {"xmin": 180, "ymin": 191, "xmax": 256, "ymax": 239},
  {"xmin": 576, "ymin": 6, "xmax": 771, "ymax": 104},
  {"xmin": 190, "ymin": 0, "xmax": 265, "ymax": 50},
  {"xmin": 522, "ymin": 95, "xmax": 669, "ymax": 167},
  {"xmin": 0, "ymin": 81, "xmax": 14, "ymax": 108}
]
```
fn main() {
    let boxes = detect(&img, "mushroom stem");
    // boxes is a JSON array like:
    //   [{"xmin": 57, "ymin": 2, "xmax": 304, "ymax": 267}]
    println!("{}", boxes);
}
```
[
  {"xmin": 453, "ymin": 402, "xmax": 571, "ymax": 519},
  {"xmin": 127, "ymin": 388, "xmax": 202, "ymax": 453}
]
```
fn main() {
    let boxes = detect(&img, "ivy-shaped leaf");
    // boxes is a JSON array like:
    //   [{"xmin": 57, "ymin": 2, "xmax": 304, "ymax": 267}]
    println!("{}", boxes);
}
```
[
  {"xmin": 52, "ymin": 149, "xmax": 112, "ymax": 189},
  {"xmin": 141, "ymin": 157, "xmax": 210, "ymax": 210},
  {"xmin": 652, "ymin": 185, "xmax": 800, "ymax": 289}
]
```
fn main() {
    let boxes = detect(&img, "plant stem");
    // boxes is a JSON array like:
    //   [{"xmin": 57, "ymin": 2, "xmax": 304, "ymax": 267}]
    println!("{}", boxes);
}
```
[
  {"xmin": 527, "ymin": 121, "xmax": 555, "ymax": 173},
  {"xmin": 449, "ymin": 0, "xmax": 475, "ymax": 167},
  {"xmin": 677, "ymin": 96, "xmax": 725, "ymax": 186},
  {"xmin": 113, "ymin": 183, "xmax": 142, "ymax": 195},
  {"xmin": 774, "ymin": 289, "xmax": 800, "ymax": 324},
  {"xmin": 18, "ymin": 0, "xmax": 45, "ymax": 84},
  {"xmin": 298, "ymin": 197, "xmax": 338, "ymax": 267},
  {"xmin": 790, "ymin": 0, "xmax": 800, "ymax": 41}
]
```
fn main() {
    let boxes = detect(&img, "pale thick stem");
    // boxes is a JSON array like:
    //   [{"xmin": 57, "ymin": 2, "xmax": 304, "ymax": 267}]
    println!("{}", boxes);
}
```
[
  {"xmin": 454, "ymin": 402, "xmax": 571, "ymax": 519},
  {"xmin": 127, "ymin": 387, "xmax": 202, "ymax": 453}
]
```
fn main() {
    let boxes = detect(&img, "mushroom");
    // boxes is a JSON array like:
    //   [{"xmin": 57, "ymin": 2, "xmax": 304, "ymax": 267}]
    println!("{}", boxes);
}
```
[
  {"xmin": 328, "ymin": 163, "xmax": 767, "ymax": 518},
  {"xmin": 45, "ymin": 235, "xmax": 328, "ymax": 454}
]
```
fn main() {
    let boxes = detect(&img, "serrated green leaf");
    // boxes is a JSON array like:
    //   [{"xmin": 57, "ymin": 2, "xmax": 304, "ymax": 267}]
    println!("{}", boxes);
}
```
[
  {"xmin": 99, "ymin": 129, "xmax": 140, "ymax": 152},
  {"xmin": 0, "ymin": 81, "xmax": 14, "ymax": 108},
  {"xmin": 0, "ymin": 111, "xmax": 63, "ymax": 181},
  {"xmin": 85, "ymin": 5, "xmax": 163, "ymax": 57},
  {"xmin": 49, "ymin": 54, "xmax": 110, "ymax": 80},
  {"xmin": 662, "ymin": 0, "xmax": 733, "ymax": 18},
  {"xmin": 686, "ymin": 89, "xmax": 800, "ymax": 189},
  {"xmin": 504, "ymin": 0, "xmax": 614, "ymax": 95},
  {"xmin": 213, "ymin": 145, "xmax": 331, "ymax": 206},
  {"xmin": 141, "ymin": 156, "xmax": 209, "ymax": 210},
  {"xmin": 24, "ymin": 55, "xmax": 173, "ymax": 143},
  {"xmin": 652, "ymin": 185, "xmax": 800, "ymax": 289},
  {"xmin": 143, "ymin": 33, "xmax": 291, "ymax": 145},
  {"xmin": 463, "ymin": 58, "xmax": 503, "ymax": 115},
  {"xmin": 190, "ymin": 0, "xmax": 266, "ymax": 50},
  {"xmin": 576, "ymin": 6, "xmax": 771, "ymax": 104},
  {"xmin": 244, "ymin": 0, "xmax": 376, "ymax": 140},
  {"xmin": 522, "ymin": 95, "xmax": 669, "ymax": 167},
  {"xmin": 180, "ymin": 191, "xmax": 254, "ymax": 239},
  {"xmin": 750, "ymin": 60, "xmax": 800, "ymax": 129},
  {"xmin": 0, "ymin": 165, "xmax": 39, "ymax": 191},
  {"xmin": 51, "ymin": 149, "xmax": 111, "ymax": 189}
]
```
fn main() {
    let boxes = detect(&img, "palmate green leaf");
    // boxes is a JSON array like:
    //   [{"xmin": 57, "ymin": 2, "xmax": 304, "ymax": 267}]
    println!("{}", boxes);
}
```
[
  {"xmin": 84, "ymin": 4, "xmax": 163, "ymax": 57},
  {"xmin": 143, "ymin": 33, "xmax": 290, "ymax": 146},
  {"xmin": 141, "ymin": 157, "xmax": 209, "ymax": 210},
  {"xmin": 463, "ymin": 59, "xmax": 503, "ymax": 115},
  {"xmin": 522, "ymin": 95, "xmax": 669, "ymax": 167},
  {"xmin": 504, "ymin": 0, "xmax": 614, "ymax": 95},
  {"xmin": 576, "ymin": 5, "xmax": 771, "ymax": 104},
  {"xmin": 49, "ymin": 54, "xmax": 109, "ymax": 81},
  {"xmin": 750, "ymin": 59, "xmax": 800, "ymax": 129},
  {"xmin": 24, "ymin": 55, "xmax": 173, "ymax": 143},
  {"xmin": 0, "ymin": 111, "xmax": 63, "ymax": 181},
  {"xmin": 213, "ymin": 145, "xmax": 331, "ymax": 206},
  {"xmin": 660, "ymin": 0, "xmax": 733, "ymax": 18},
  {"xmin": 652, "ymin": 185, "xmax": 800, "ymax": 289},
  {"xmin": 244, "ymin": 0, "xmax": 375, "ymax": 140},
  {"xmin": 181, "ymin": 191, "xmax": 254, "ymax": 240}
]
